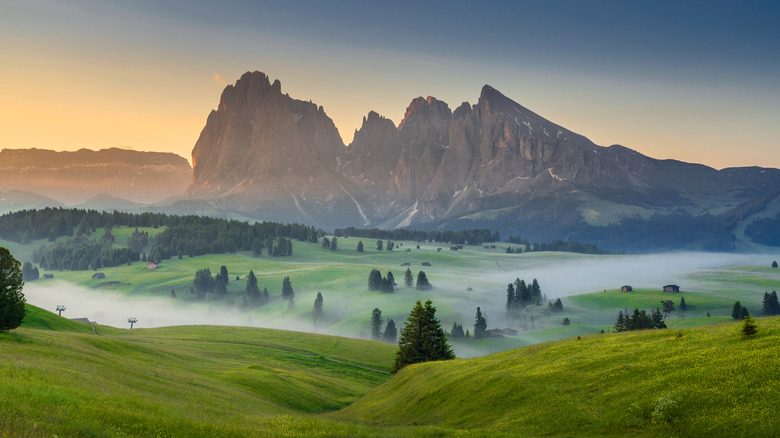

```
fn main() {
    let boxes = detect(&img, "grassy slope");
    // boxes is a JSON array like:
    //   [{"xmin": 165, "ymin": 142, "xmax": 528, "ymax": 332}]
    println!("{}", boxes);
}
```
[
  {"xmin": 337, "ymin": 317, "xmax": 780, "ymax": 437},
  {"xmin": 1, "ymin": 305, "xmax": 398, "ymax": 437}
]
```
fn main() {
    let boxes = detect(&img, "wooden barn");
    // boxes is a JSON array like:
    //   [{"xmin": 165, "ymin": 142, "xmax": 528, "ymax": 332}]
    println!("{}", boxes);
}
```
[
  {"xmin": 621, "ymin": 285, "xmax": 633, "ymax": 292},
  {"xmin": 663, "ymin": 284, "xmax": 680, "ymax": 293},
  {"xmin": 92, "ymin": 272, "xmax": 105, "ymax": 279}
]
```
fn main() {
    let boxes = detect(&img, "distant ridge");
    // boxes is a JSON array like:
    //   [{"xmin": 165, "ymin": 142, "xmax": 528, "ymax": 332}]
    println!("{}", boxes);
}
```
[{"xmin": 0, "ymin": 147, "xmax": 192, "ymax": 204}]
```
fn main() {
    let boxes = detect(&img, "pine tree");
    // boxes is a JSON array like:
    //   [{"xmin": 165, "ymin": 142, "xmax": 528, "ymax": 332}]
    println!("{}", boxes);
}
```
[
  {"xmin": 742, "ymin": 315, "xmax": 757, "ymax": 336},
  {"xmin": 404, "ymin": 268, "xmax": 413, "ymax": 288},
  {"xmin": 651, "ymin": 308, "xmax": 667, "ymax": 329},
  {"xmin": 282, "ymin": 276, "xmax": 294, "ymax": 303},
  {"xmin": 376, "ymin": 240, "xmax": 383, "ymax": 251},
  {"xmin": 246, "ymin": 270, "xmax": 260, "ymax": 304},
  {"xmin": 321, "ymin": 237, "xmax": 331, "ymax": 249},
  {"xmin": 330, "ymin": 237, "xmax": 338, "ymax": 251},
  {"xmin": 450, "ymin": 322, "xmax": 464, "ymax": 338},
  {"xmin": 0, "ymin": 247, "xmax": 25, "ymax": 331},
  {"xmin": 383, "ymin": 319, "xmax": 397, "ymax": 343},
  {"xmin": 530, "ymin": 278, "xmax": 542, "ymax": 305},
  {"xmin": 386, "ymin": 240, "xmax": 394, "ymax": 251},
  {"xmin": 170, "ymin": 289, "xmax": 176, "ymax": 298},
  {"xmin": 474, "ymin": 307, "xmax": 487, "ymax": 339},
  {"xmin": 506, "ymin": 283, "xmax": 515, "ymax": 314},
  {"xmin": 313, "ymin": 292, "xmax": 324, "ymax": 322},
  {"xmin": 357, "ymin": 240, "xmax": 364, "ymax": 252},
  {"xmin": 416, "ymin": 271, "xmax": 432, "ymax": 290},
  {"xmin": 680, "ymin": 296, "xmax": 687, "ymax": 311},
  {"xmin": 220, "ymin": 265, "xmax": 229, "ymax": 283},
  {"xmin": 391, "ymin": 300, "xmax": 455, "ymax": 373},
  {"xmin": 732, "ymin": 301, "xmax": 744, "ymax": 320},
  {"xmin": 614, "ymin": 310, "xmax": 626, "ymax": 332},
  {"xmin": 661, "ymin": 300, "xmax": 675, "ymax": 317},
  {"xmin": 371, "ymin": 308, "xmax": 383, "ymax": 340},
  {"xmin": 772, "ymin": 260, "xmax": 778, "ymax": 268}
]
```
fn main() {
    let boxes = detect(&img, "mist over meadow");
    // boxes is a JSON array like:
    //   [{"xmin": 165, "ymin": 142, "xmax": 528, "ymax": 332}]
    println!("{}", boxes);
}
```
[{"xmin": 23, "ymin": 252, "xmax": 777, "ymax": 336}]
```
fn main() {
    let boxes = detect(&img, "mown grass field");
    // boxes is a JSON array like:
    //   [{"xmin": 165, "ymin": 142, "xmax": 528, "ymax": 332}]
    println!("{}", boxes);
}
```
[{"xmin": 4, "ymin": 305, "xmax": 779, "ymax": 437}]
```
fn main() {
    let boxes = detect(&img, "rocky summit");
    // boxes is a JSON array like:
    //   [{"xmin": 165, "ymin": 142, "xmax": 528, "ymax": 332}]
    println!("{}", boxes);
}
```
[{"xmin": 186, "ymin": 71, "xmax": 780, "ymax": 249}]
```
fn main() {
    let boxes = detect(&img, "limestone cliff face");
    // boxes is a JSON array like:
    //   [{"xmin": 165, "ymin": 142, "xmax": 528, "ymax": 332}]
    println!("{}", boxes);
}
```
[
  {"xmin": 186, "ymin": 71, "xmax": 780, "ymax": 233},
  {"xmin": 0, "ymin": 148, "xmax": 191, "ymax": 204},
  {"xmin": 188, "ymin": 71, "xmax": 344, "ymax": 205}
]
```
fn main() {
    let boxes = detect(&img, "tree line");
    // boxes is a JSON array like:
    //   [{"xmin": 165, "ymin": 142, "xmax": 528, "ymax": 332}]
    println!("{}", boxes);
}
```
[{"xmin": 334, "ymin": 227, "xmax": 498, "ymax": 246}]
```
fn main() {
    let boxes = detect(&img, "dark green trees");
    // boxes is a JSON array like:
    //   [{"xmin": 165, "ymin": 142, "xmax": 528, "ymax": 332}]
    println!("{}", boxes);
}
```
[
  {"xmin": 416, "ymin": 271, "xmax": 432, "ymax": 290},
  {"xmin": 661, "ymin": 300, "xmax": 675, "ymax": 317},
  {"xmin": 376, "ymin": 240, "xmax": 383, "ymax": 251},
  {"xmin": 450, "ymin": 322, "xmax": 465, "ymax": 338},
  {"xmin": 391, "ymin": 300, "xmax": 454, "ymax": 373},
  {"xmin": 0, "ymin": 247, "xmax": 25, "ymax": 331},
  {"xmin": 22, "ymin": 262, "xmax": 39, "ymax": 282},
  {"xmin": 762, "ymin": 291, "xmax": 780, "ymax": 316},
  {"xmin": 772, "ymin": 261, "xmax": 778, "ymax": 268},
  {"xmin": 732, "ymin": 301, "xmax": 749, "ymax": 320},
  {"xmin": 313, "ymin": 292, "xmax": 324, "ymax": 322},
  {"xmin": 680, "ymin": 296, "xmax": 687, "ymax": 311},
  {"xmin": 473, "ymin": 307, "xmax": 487, "ymax": 339},
  {"xmin": 383, "ymin": 319, "xmax": 397, "ymax": 343},
  {"xmin": 614, "ymin": 308, "xmax": 666, "ymax": 332},
  {"xmin": 246, "ymin": 270, "xmax": 263, "ymax": 305},
  {"xmin": 321, "ymin": 237, "xmax": 331, "ymax": 249},
  {"xmin": 357, "ymin": 240, "xmax": 364, "ymax": 252},
  {"xmin": 404, "ymin": 268, "xmax": 413, "ymax": 288},
  {"xmin": 549, "ymin": 298, "xmax": 563, "ymax": 312},
  {"xmin": 193, "ymin": 268, "xmax": 215, "ymax": 299},
  {"xmin": 742, "ymin": 315, "xmax": 758, "ymax": 336},
  {"xmin": 371, "ymin": 308, "xmax": 383, "ymax": 340},
  {"xmin": 330, "ymin": 237, "xmax": 338, "ymax": 251},
  {"xmin": 368, "ymin": 269, "xmax": 382, "ymax": 291},
  {"xmin": 506, "ymin": 278, "xmax": 543, "ymax": 318},
  {"xmin": 282, "ymin": 276, "xmax": 294, "ymax": 308}
]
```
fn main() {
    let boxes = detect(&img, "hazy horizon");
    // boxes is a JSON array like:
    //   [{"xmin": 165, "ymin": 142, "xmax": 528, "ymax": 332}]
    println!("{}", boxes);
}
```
[{"xmin": 2, "ymin": 1, "xmax": 780, "ymax": 170}]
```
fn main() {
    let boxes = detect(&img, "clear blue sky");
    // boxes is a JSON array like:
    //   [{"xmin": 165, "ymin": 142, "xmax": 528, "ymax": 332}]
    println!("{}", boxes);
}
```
[{"xmin": 2, "ymin": 0, "xmax": 778, "ymax": 169}]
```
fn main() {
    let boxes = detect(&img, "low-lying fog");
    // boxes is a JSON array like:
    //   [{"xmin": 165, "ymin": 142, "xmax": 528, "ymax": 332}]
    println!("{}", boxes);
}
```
[{"xmin": 23, "ymin": 252, "xmax": 778, "ymax": 335}]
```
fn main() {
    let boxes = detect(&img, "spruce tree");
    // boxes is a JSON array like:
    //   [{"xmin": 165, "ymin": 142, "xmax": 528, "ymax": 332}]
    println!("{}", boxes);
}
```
[
  {"xmin": 742, "ymin": 314, "xmax": 757, "ymax": 336},
  {"xmin": 474, "ymin": 307, "xmax": 487, "ymax": 339},
  {"xmin": 246, "ymin": 270, "xmax": 260, "ymax": 304},
  {"xmin": 282, "ymin": 276, "xmax": 294, "ymax": 303},
  {"xmin": 772, "ymin": 261, "xmax": 778, "ymax": 268},
  {"xmin": 391, "ymin": 300, "xmax": 454, "ymax": 373},
  {"xmin": 376, "ymin": 240, "xmax": 383, "ymax": 251},
  {"xmin": 313, "ymin": 292, "xmax": 324, "ymax": 322},
  {"xmin": 680, "ymin": 296, "xmax": 687, "ymax": 311},
  {"xmin": 321, "ymin": 237, "xmax": 331, "ymax": 249},
  {"xmin": 732, "ymin": 301, "xmax": 744, "ymax": 320},
  {"xmin": 368, "ymin": 269, "xmax": 382, "ymax": 291},
  {"xmin": 404, "ymin": 268, "xmax": 413, "ymax": 288},
  {"xmin": 416, "ymin": 271, "xmax": 432, "ymax": 290},
  {"xmin": 330, "ymin": 237, "xmax": 338, "ymax": 251},
  {"xmin": 371, "ymin": 308, "xmax": 383, "ymax": 340},
  {"xmin": 383, "ymin": 319, "xmax": 397, "ymax": 343},
  {"xmin": 357, "ymin": 240, "xmax": 364, "ymax": 252},
  {"xmin": 506, "ymin": 283, "xmax": 515, "ymax": 314},
  {"xmin": 614, "ymin": 310, "xmax": 626, "ymax": 332},
  {"xmin": 220, "ymin": 265, "xmax": 229, "ymax": 283}
]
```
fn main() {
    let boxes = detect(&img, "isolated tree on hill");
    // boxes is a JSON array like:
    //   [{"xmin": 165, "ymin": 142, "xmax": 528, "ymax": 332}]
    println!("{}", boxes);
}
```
[
  {"xmin": 386, "ymin": 240, "xmax": 394, "ymax": 251},
  {"xmin": 391, "ymin": 300, "xmax": 454, "ymax": 373},
  {"xmin": 404, "ymin": 268, "xmax": 413, "ymax": 288},
  {"xmin": 549, "ymin": 298, "xmax": 563, "ymax": 312},
  {"xmin": 313, "ymin": 292, "xmax": 324, "ymax": 323},
  {"xmin": 562, "ymin": 317, "xmax": 571, "ymax": 326},
  {"xmin": 772, "ymin": 261, "xmax": 778, "ymax": 268},
  {"xmin": 220, "ymin": 265, "xmax": 229, "ymax": 283},
  {"xmin": 371, "ymin": 308, "xmax": 383, "ymax": 340},
  {"xmin": 376, "ymin": 240, "xmax": 383, "ymax": 251},
  {"xmin": 661, "ymin": 300, "xmax": 675, "ymax": 317},
  {"xmin": 357, "ymin": 240, "xmax": 364, "ymax": 252},
  {"xmin": 246, "ymin": 270, "xmax": 260, "ymax": 304},
  {"xmin": 474, "ymin": 307, "xmax": 487, "ymax": 339},
  {"xmin": 383, "ymin": 319, "xmax": 397, "ymax": 343},
  {"xmin": 321, "ymin": 237, "xmax": 331, "ymax": 249},
  {"xmin": 330, "ymin": 237, "xmax": 338, "ymax": 251},
  {"xmin": 742, "ymin": 314, "xmax": 757, "ymax": 336},
  {"xmin": 680, "ymin": 296, "xmax": 687, "ymax": 311},
  {"xmin": 0, "ymin": 247, "xmax": 25, "ymax": 331},
  {"xmin": 732, "ymin": 301, "xmax": 746, "ymax": 320},
  {"xmin": 416, "ymin": 271, "xmax": 432, "ymax": 290},
  {"xmin": 282, "ymin": 276, "xmax": 294, "ymax": 306}
]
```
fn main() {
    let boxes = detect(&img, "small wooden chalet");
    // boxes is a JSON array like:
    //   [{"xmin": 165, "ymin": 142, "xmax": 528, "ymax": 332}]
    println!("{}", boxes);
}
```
[
  {"xmin": 621, "ymin": 285, "xmax": 633, "ymax": 292},
  {"xmin": 485, "ymin": 329, "xmax": 504, "ymax": 338},
  {"xmin": 663, "ymin": 284, "xmax": 680, "ymax": 293},
  {"xmin": 92, "ymin": 272, "xmax": 105, "ymax": 279},
  {"xmin": 422, "ymin": 262, "xmax": 431, "ymax": 267},
  {"xmin": 400, "ymin": 262, "xmax": 410, "ymax": 266},
  {"xmin": 502, "ymin": 328, "xmax": 518, "ymax": 336}
]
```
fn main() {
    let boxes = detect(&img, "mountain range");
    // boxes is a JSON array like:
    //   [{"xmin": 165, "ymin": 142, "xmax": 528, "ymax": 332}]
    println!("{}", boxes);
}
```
[{"xmin": 185, "ymin": 71, "xmax": 780, "ymax": 250}]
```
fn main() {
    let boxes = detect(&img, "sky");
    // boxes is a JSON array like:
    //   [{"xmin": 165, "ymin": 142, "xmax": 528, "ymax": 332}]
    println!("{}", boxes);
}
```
[{"xmin": 1, "ymin": 0, "xmax": 779, "ymax": 169}]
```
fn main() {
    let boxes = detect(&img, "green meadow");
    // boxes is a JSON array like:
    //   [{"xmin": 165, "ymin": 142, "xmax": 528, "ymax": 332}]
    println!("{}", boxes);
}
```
[
  {"xmin": 3, "ymin": 305, "xmax": 779, "ymax": 437},
  {"xmin": 6, "ymin": 228, "xmax": 780, "ymax": 358}
]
